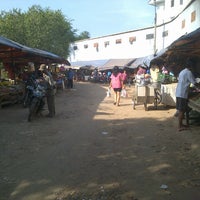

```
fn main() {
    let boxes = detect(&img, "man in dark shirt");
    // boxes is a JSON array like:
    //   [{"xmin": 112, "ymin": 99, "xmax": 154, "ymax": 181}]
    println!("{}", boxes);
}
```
[
  {"xmin": 66, "ymin": 68, "xmax": 74, "ymax": 88},
  {"xmin": 38, "ymin": 64, "xmax": 56, "ymax": 118}
]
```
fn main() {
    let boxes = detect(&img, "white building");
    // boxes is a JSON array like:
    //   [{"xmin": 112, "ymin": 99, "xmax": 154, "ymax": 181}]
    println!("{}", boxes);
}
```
[{"xmin": 68, "ymin": 0, "xmax": 200, "ymax": 67}]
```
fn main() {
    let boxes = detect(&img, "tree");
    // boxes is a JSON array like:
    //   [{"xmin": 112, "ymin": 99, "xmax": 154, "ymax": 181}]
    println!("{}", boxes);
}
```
[
  {"xmin": 0, "ymin": 9, "xmax": 26, "ymax": 43},
  {"xmin": 75, "ymin": 31, "xmax": 90, "ymax": 41},
  {"xmin": 0, "ymin": 5, "xmax": 83, "ymax": 58}
]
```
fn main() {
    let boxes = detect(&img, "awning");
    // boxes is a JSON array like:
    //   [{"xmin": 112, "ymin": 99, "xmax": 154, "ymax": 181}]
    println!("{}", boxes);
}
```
[
  {"xmin": 127, "ymin": 55, "xmax": 154, "ymax": 69},
  {"xmin": 166, "ymin": 27, "xmax": 200, "ymax": 57},
  {"xmin": 148, "ymin": 27, "xmax": 200, "ymax": 75},
  {"xmin": 70, "ymin": 59, "xmax": 109, "ymax": 68},
  {"xmin": 150, "ymin": 48, "xmax": 168, "ymax": 66},
  {"xmin": 59, "ymin": 64, "xmax": 96, "ymax": 70},
  {"xmin": 98, "ymin": 58, "xmax": 134, "ymax": 71},
  {"xmin": 0, "ymin": 36, "xmax": 70, "ymax": 66},
  {"xmin": 58, "ymin": 65, "xmax": 80, "ymax": 70}
]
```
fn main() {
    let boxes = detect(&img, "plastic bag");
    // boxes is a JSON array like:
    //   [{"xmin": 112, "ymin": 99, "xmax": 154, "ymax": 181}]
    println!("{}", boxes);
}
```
[
  {"xmin": 121, "ymin": 89, "xmax": 127, "ymax": 98},
  {"xmin": 106, "ymin": 88, "xmax": 111, "ymax": 97}
]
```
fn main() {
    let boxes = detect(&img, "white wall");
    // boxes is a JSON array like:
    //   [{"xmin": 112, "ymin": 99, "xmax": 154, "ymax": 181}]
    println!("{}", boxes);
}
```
[
  {"xmin": 68, "ymin": 0, "xmax": 199, "ymax": 63},
  {"xmin": 159, "ymin": 0, "xmax": 192, "ymax": 24}
]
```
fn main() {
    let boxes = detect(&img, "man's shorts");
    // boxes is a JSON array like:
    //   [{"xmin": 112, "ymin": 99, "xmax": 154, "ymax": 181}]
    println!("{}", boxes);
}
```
[{"xmin": 176, "ymin": 97, "xmax": 188, "ymax": 112}]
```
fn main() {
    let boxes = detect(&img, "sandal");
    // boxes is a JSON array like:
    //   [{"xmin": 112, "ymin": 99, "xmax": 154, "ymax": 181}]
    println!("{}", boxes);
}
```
[{"xmin": 178, "ymin": 127, "xmax": 188, "ymax": 132}]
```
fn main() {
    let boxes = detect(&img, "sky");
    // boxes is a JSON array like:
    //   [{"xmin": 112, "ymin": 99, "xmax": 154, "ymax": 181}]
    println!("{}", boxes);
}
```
[{"xmin": 1, "ymin": 0, "xmax": 155, "ymax": 38}]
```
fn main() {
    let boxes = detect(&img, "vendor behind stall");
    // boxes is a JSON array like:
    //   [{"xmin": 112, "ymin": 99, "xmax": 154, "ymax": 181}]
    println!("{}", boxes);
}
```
[
  {"xmin": 150, "ymin": 64, "xmax": 160, "ymax": 83},
  {"xmin": 175, "ymin": 59, "xmax": 198, "ymax": 131},
  {"xmin": 136, "ymin": 65, "xmax": 146, "ymax": 85},
  {"xmin": 137, "ymin": 65, "xmax": 146, "ymax": 76}
]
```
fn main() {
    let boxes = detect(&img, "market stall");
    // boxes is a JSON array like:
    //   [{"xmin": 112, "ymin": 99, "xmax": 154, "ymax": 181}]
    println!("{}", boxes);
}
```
[
  {"xmin": 0, "ymin": 62, "xmax": 25, "ymax": 107},
  {"xmin": 161, "ymin": 83, "xmax": 177, "ymax": 107},
  {"xmin": 132, "ymin": 84, "xmax": 156, "ymax": 111},
  {"xmin": 0, "ymin": 36, "xmax": 70, "ymax": 106},
  {"xmin": 186, "ymin": 89, "xmax": 200, "ymax": 125},
  {"xmin": 188, "ymin": 93, "xmax": 200, "ymax": 112},
  {"xmin": 149, "ymin": 28, "xmax": 200, "ymax": 110},
  {"xmin": 0, "ymin": 80, "xmax": 24, "ymax": 107}
]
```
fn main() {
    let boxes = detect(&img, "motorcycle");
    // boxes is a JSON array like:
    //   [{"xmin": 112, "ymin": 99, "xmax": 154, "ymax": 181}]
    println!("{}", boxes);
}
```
[
  {"xmin": 23, "ymin": 77, "xmax": 36, "ymax": 107},
  {"xmin": 27, "ymin": 80, "xmax": 46, "ymax": 122}
]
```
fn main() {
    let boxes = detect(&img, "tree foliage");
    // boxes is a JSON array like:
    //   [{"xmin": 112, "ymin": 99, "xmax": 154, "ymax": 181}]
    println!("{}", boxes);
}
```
[
  {"xmin": 75, "ymin": 31, "xmax": 90, "ymax": 41},
  {"xmin": 0, "ymin": 5, "xmax": 89, "ymax": 58}
]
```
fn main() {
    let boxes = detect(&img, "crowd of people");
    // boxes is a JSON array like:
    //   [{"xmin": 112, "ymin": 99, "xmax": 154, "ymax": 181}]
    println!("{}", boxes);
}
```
[
  {"xmin": 107, "ymin": 60, "xmax": 199, "ymax": 132},
  {"xmin": 23, "ymin": 60, "xmax": 200, "ymax": 132}
]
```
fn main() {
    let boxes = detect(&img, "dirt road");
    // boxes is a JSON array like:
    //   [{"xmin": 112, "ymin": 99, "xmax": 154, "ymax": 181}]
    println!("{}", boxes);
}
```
[{"xmin": 0, "ymin": 82, "xmax": 200, "ymax": 200}]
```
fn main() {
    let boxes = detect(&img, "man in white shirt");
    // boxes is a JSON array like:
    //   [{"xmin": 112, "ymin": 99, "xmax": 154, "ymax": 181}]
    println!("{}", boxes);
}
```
[{"xmin": 175, "ymin": 60, "xmax": 196, "ymax": 131}]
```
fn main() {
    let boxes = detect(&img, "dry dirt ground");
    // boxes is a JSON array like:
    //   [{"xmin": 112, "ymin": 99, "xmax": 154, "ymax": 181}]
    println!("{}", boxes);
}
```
[{"xmin": 0, "ymin": 82, "xmax": 200, "ymax": 200}]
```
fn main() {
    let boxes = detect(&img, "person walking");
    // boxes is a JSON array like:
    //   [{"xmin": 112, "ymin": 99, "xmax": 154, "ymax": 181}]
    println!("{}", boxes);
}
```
[
  {"xmin": 175, "ymin": 59, "xmax": 197, "ymax": 131},
  {"xmin": 38, "ymin": 64, "xmax": 56, "ymax": 118},
  {"xmin": 109, "ymin": 66, "xmax": 124, "ymax": 106},
  {"xmin": 121, "ymin": 69, "xmax": 128, "ymax": 85}
]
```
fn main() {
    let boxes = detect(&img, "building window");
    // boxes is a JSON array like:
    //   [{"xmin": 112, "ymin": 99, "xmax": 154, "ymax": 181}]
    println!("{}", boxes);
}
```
[
  {"xmin": 162, "ymin": 30, "xmax": 168, "ymax": 37},
  {"xmin": 84, "ymin": 44, "xmax": 88, "ymax": 49},
  {"xmin": 191, "ymin": 10, "xmax": 196, "ymax": 22},
  {"xmin": 93, "ymin": 43, "xmax": 98, "ymax": 48},
  {"xmin": 116, "ymin": 39, "xmax": 122, "ymax": 44},
  {"xmin": 146, "ymin": 34, "xmax": 154, "ymax": 40},
  {"xmin": 129, "ymin": 36, "xmax": 136, "ymax": 44},
  {"xmin": 73, "ymin": 45, "xmax": 78, "ymax": 50},
  {"xmin": 93, "ymin": 43, "xmax": 99, "ymax": 51},
  {"xmin": 104, "ymin": 41, "xmax": 109, "ymax": 47},
  {"xmin": 182, "ymin": 19, "xmax": 185, "ymax": 29},
  {"xmin": 171, "ymin": 0, "xmax": 174, "ymax": 7},
  {"xmin": 180, "ymin": 0, "xmax": 183, "ymax": 5}
]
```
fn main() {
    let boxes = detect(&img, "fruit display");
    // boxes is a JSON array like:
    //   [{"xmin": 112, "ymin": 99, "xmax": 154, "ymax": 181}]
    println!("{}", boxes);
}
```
[
  {"xmin": 0, "ymin": 80, "xmax": 24, "ymax": 107},
  {"xmin": 188, "ymin": 90, "xmax": 200, "ymax": 113}
]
